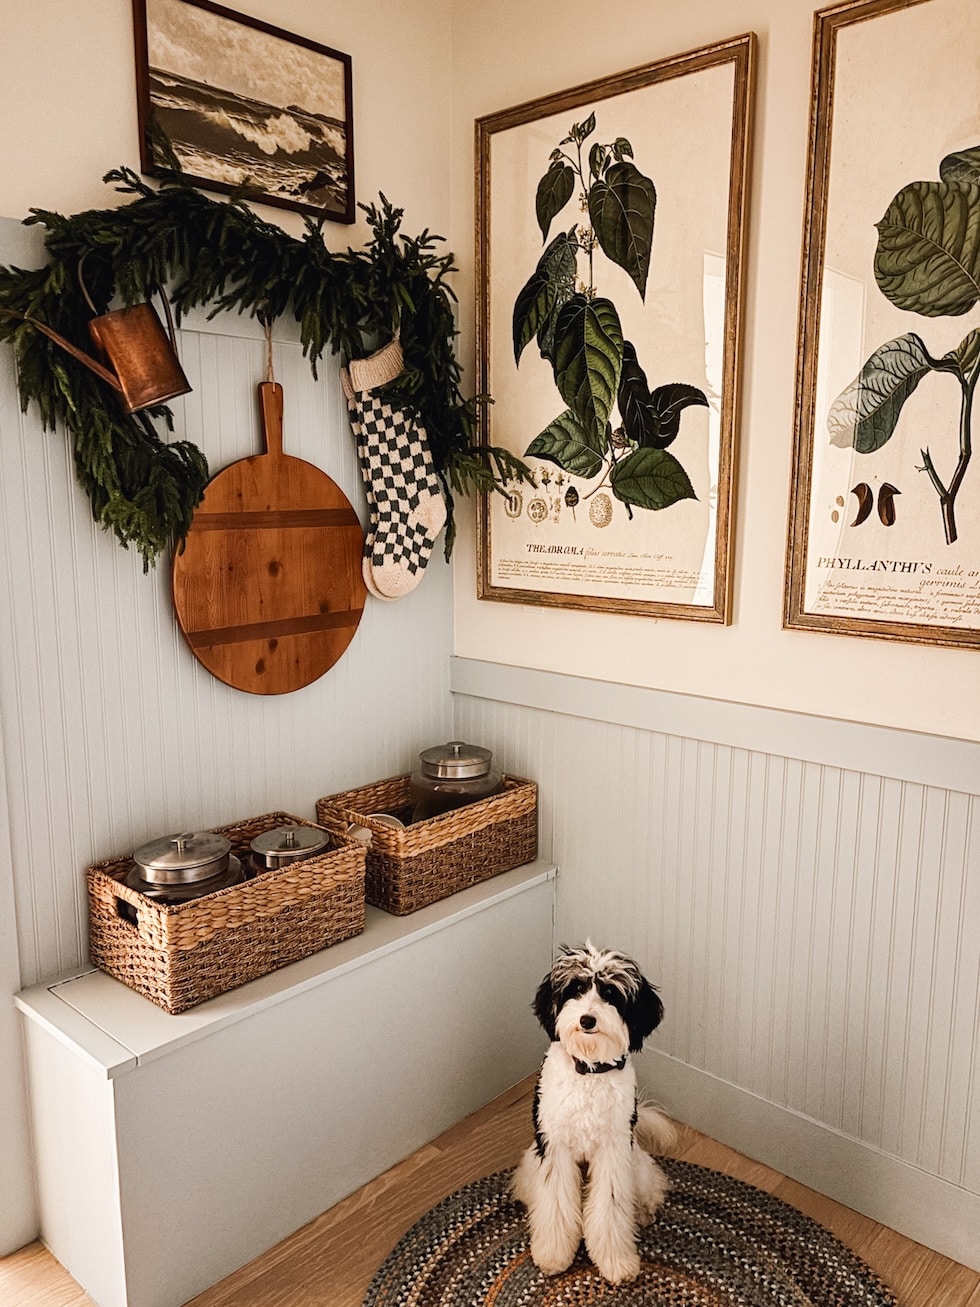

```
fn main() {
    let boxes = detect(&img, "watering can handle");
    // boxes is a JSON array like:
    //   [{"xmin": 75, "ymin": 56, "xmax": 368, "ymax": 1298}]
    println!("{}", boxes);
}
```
[
  {"xmin": 77, "ymin": 249, "xmax": 182, "ymax": 357},
  {"xmin": 156, "ymin": 283, "xmax": 180, "ymax": 353},
  {"xmin": 77, "ymin": 251, "xmax": 100, "ymax": 317},
  {"xmin": 79, "ymin": 247, "xmax": 182, "ymax": 352}
]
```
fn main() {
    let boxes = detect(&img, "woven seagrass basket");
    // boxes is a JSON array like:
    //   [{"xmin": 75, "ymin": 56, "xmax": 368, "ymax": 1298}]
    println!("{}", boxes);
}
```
[
  {"xmin": 87, "ymin": 811, "xmax": 366, "ymax": 1014},
  {"xmin": 315, "ymin": 776, "xmax": 537, "ymax": 915}
]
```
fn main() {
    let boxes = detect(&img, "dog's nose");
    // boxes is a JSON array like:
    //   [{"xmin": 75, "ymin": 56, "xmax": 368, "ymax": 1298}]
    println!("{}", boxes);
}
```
[{"xmin": 580, "ymin": 1014, "xmax": 597, "ymax": 1030}]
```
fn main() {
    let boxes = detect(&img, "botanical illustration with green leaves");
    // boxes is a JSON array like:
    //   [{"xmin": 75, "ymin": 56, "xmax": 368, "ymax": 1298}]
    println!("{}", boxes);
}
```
[
  {"xmin": 512, "ymin": 112, "xmax": 708, "ymax": 520},
  {"xmin": 828, "ymin": 144, "xmax": 980, "ymax": 545}
]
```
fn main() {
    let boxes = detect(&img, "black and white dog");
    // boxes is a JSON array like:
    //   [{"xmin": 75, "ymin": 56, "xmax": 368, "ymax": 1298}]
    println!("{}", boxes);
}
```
[{"xmin": 512, "ymin": 942, "xmax": 676, "ymax": 1284}]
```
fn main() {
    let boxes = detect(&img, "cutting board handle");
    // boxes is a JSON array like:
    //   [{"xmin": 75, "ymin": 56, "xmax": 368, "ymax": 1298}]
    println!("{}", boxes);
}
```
[{"xmin": 259, "ymin": 381, "xmax": 284, "ymax": 457}]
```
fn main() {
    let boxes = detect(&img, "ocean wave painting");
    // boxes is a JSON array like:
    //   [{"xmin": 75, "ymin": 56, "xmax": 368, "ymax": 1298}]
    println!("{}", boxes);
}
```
[{"xmin": 137, "ymin": 0, "xmax": 354, "ymax": 221}]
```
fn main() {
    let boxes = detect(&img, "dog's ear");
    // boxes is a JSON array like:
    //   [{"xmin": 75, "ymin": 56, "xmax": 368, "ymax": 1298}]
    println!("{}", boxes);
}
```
[
  {"xmin": 532, "ymin": 975, "xmax": 558, "ymax": 1040},
  {"xmin": 627, "ymin": 978, "xmax": 664, "ymax": 1052}
]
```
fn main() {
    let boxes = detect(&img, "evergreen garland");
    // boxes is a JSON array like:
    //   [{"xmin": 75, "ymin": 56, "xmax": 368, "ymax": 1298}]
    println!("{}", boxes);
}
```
[{"xmin": 0, "ymin": 167, "xmax": 527, "ymax": 569}]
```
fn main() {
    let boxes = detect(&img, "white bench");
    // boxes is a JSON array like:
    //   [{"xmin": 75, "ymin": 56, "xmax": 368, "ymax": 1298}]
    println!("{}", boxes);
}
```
[{"xmin": 16, "ymin": 861, "xmax": 556, "ymax": 1307}]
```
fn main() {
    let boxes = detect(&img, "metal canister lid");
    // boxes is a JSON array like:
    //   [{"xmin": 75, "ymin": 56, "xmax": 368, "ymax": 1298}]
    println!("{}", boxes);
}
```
[
  {"xmin": 250, "ymin": 824, "xmax": 330, "ymax": 860},
  {"xmin": 417, "ymin": 740, "xmax": 493, "ymax": 780},
  {"xmin": 132, "ymin": 831, "xmax": 232, "ymax": 885},
  {"xmin": 346, "ymin": 813, "xmax": 406, "ymax": 845}
]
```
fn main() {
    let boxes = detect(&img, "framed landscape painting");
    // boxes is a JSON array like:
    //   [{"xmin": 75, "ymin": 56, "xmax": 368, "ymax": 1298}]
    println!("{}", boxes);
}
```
[
  {"xmin": 785, "ymin": 0, "xmax": 980, "ymax": 648},
  {"xmin": 476, "ymin": 36, "xmax": 755, "ymax": 622},
  {"xmin": 132, "ymin": 0, "xmax": 354, "ymax": 222}
]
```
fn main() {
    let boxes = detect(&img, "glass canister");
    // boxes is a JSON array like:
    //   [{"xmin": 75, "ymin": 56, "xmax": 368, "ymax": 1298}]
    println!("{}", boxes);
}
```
[
  {"xmin": 249, "ymin": 823, "xmax": 332, "ymax": 875},
  {"xmin": 410, "ymin": 740, "xmax": 503, "ymax": 822},
  {"xmin": 125, "ymin": 831, "xmax": 245, "ymax": 904}
]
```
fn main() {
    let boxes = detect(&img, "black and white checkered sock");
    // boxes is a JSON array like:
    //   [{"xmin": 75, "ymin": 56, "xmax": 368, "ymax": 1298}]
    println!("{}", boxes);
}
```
[{"xmin": 342, "ymin": 341, "xmax": 446, "ymax": 599}]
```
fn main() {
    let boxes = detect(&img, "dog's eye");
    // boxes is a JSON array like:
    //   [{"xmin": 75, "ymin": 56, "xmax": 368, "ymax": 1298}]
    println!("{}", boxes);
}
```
[
  {"xmin": 562, "ymin": 979, "xmax": 587, "ymax": 1000},
  {"xmin": 597, "ymin": 982, "xmax": 617, "ymax": 1003}
]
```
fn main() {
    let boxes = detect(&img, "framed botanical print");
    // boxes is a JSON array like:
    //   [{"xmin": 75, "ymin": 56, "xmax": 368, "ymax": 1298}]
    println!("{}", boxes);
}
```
[
  {"xmin": 476, "ymin": 36, "xmax": 755, "ymax": 622},
  {"xmin": 785, "ymin": 0, "xmax": 980, "ymax": 647}
]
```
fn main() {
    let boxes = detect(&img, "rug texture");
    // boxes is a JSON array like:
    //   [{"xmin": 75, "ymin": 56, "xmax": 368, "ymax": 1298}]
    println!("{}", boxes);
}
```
[{"xmin": 362, "ymin": 1159, "xmax": 897, "ymax": 1306}]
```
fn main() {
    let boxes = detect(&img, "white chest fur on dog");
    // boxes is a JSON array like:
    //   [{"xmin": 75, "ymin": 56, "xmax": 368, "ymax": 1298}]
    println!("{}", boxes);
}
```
[
  {"xmin": 535, "ymin": 1043, "xmax": 638, "ymax": 1162},
  {"xmin": 512, "ymin": 942, "xmax": 676, "ymax": 1285}
]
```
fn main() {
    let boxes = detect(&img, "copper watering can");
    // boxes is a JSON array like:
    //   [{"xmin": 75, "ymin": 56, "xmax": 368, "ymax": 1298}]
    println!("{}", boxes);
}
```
[{"xmin": 3, "ymin": 255, "xmax": 191, "ymax": 414}]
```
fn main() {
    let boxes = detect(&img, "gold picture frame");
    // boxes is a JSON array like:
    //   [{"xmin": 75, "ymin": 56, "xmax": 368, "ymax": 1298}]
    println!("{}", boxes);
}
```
[
  {"xmin": 476, "ymin": 36, "xmax": 755, "ymax": 622},
  {"xmin": 785, "ymin": 0, "xmax": 980, "ymax": 648}
]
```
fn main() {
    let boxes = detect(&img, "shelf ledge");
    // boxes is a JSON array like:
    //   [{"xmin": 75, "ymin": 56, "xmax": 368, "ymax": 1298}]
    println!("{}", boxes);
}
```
[{"xmin": 16, "ymin": 860, "xmax": 556, "ymax": 1077}]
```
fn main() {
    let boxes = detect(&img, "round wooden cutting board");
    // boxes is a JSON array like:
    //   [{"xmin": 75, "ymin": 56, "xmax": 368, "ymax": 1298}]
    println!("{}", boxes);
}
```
[{"xmin": 172, "ymin": 381, "xmax": 366, "ymax": 695}]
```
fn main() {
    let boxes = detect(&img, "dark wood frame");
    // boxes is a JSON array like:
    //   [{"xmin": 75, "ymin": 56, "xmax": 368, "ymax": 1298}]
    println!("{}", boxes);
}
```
[{"xmin": 132, "ymin": 0, "xmax": 354, "ymax": 222}]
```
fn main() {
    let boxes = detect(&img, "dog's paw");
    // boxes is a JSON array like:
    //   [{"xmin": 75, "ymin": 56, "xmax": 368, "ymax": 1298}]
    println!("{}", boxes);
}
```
[
  {"xmin": 530, "ymin": 1242, "xmax": 577, "ymax": 1277},
  {"xmin": 586, "ymin": 1223, "xmax": 642, "ymax": 1284},
  {"xmin": 636, "ymin": 1196, "xmax": 667, "ymax": 1226},
  {"xmin": 633, "ymin": 1151, "xmax": 671, "ymax": 1225},
  {"xmin": 636, "ymin": 1199, "xmax": 666, "ymax": 1226},
  {"xmin": 634, "ymin": 1181, "xmax": 670, "ymax": 1226},
  {"xmin": 594, "ymin": 1247, "xmax": 641, "ymax": 1284},
  {"xmin": 529, "ymin": 1221, "xmax": 581, "ymax": 1278}
]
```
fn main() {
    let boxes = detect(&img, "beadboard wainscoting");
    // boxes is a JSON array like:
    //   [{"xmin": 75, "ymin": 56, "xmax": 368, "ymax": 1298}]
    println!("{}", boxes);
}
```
[{"xmin": 450, "ymin": 656, "xmax": 980, "ymax": 1271}]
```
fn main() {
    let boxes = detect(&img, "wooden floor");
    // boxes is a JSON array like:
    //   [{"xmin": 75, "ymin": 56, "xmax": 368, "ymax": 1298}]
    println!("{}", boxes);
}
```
[{"xmin": 3, "ymin": 1075, "xmax": 978, "ymax": 1307}]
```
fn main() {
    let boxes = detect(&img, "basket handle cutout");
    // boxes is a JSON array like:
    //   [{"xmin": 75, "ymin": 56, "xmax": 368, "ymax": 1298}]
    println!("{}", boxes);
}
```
[{"xmin": 115, "ymin": 897, "xmax": 139, "ymax": 927}]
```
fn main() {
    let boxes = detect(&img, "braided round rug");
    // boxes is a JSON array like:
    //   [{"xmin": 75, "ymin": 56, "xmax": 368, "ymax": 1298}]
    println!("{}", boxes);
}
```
[{"xmin": 362, "ymin": 1159, "xmax": 897, "ymax": 1306}]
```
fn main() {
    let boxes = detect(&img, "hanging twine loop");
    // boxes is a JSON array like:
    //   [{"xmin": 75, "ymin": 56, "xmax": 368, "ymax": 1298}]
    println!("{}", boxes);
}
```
[{"xmin": 264, "ymin": 318, "xmax": 275, "ymax": 385}]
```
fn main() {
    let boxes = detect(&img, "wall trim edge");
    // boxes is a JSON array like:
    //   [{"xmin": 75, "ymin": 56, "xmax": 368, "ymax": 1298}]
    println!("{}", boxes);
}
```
[
  {"xmin": 450, "ymin": 657, "xmax": 980, "ymax": 794},
  {"xmin": 640, "ymin": 1048, "xmax": 980, "ymax": 1273}
]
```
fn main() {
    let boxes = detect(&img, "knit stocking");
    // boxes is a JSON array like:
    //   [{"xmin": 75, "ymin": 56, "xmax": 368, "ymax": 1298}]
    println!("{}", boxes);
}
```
[{"xmin": 342, "ymin": 340, "xmax": 446, "ymax": 600}]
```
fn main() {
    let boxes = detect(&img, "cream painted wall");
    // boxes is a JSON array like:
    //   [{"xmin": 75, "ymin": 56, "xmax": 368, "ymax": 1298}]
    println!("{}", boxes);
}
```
[
  {"xmin": 1, "ymin": 0, "xmax": 451, "ymax": 242},
  {"xmin": 449, "ymin": 0, "xmax": 980, "ymax": 743}
]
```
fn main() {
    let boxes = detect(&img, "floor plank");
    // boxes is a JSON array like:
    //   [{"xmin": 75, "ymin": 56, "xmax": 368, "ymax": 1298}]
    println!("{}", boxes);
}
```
[{"xmin": 0, "ymin": 1240, "xmax": 93, "ymax": 1307}]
